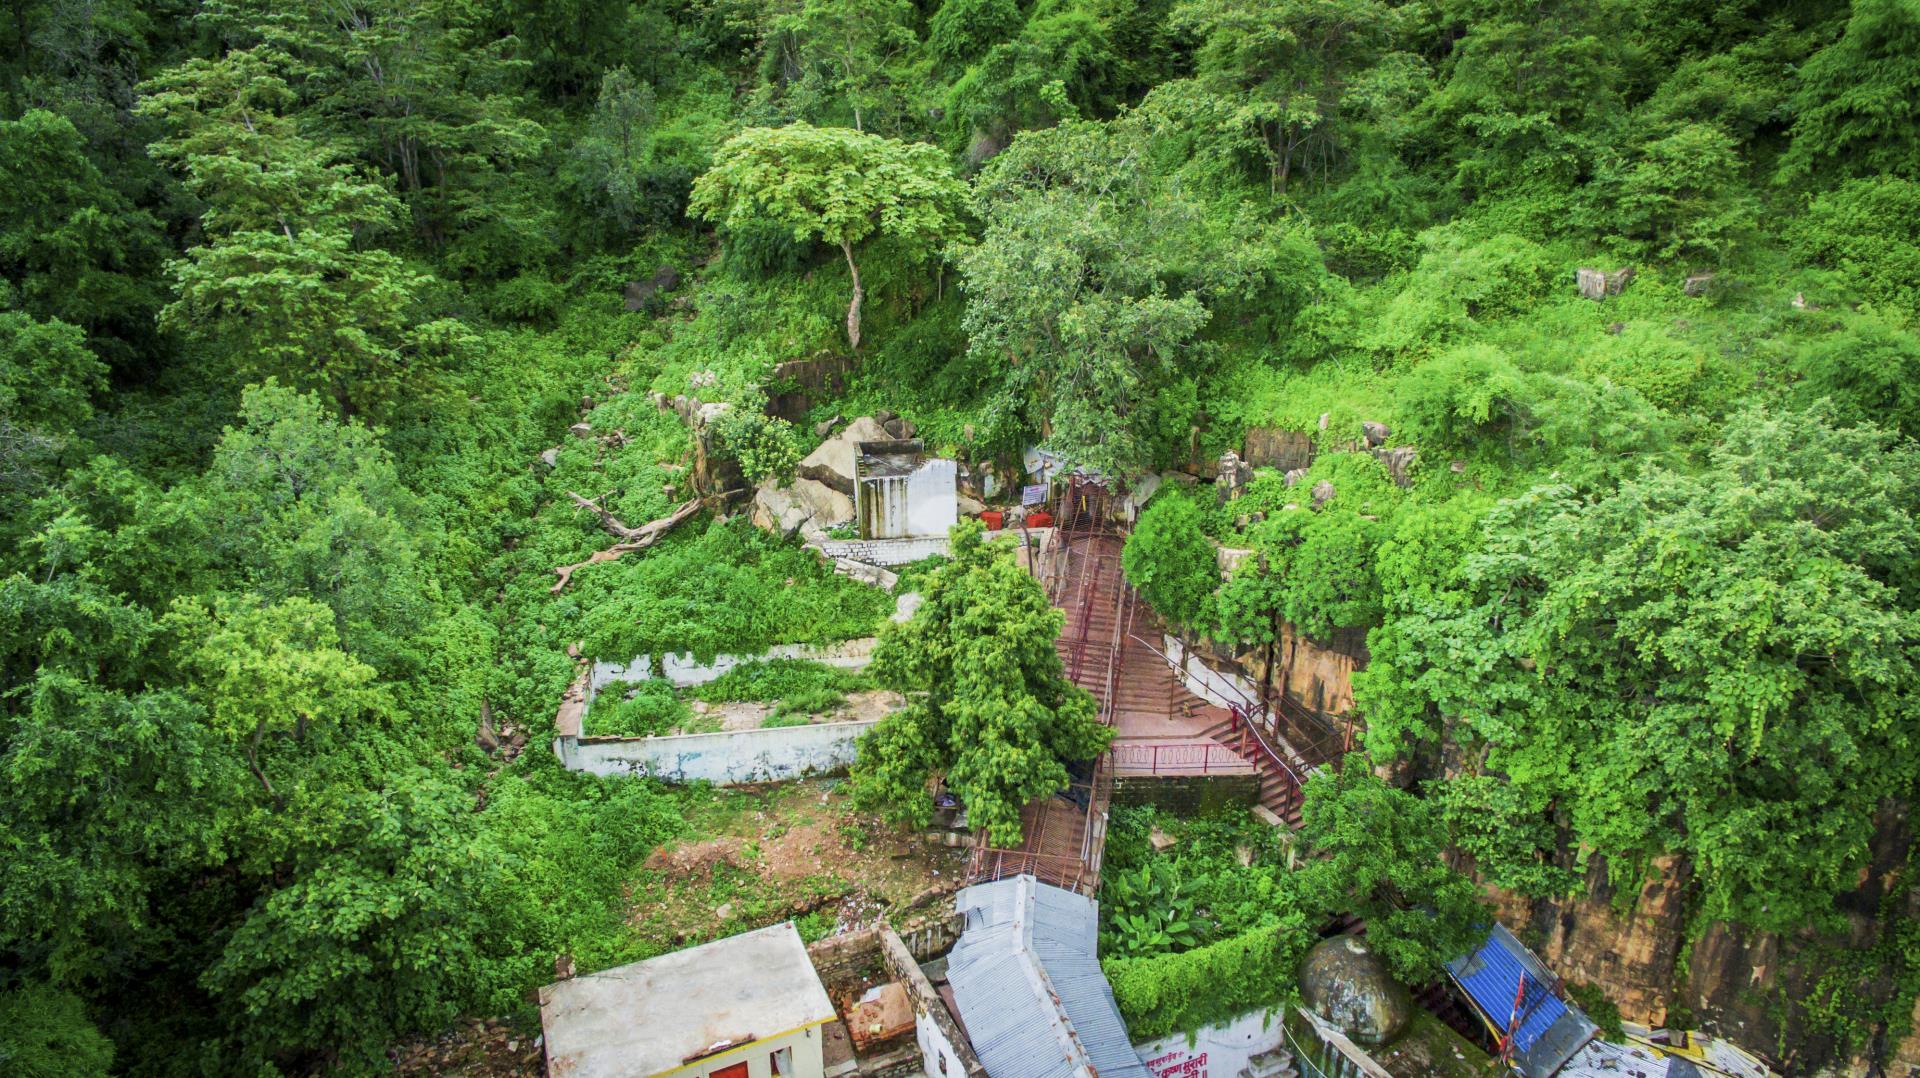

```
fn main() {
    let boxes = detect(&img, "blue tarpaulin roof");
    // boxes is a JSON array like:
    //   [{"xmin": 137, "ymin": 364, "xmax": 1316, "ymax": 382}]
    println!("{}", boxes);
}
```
[{"xmin": 1447, "ymin": 924, "xmax": 1599, "ymax": 1078}]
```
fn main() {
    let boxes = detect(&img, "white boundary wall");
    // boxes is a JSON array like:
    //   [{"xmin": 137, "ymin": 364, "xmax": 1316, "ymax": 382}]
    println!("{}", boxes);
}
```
[
  {"xmin": 1162, "ymin": 635, "xmax": 1263, "ymax": 712},
  {"xmin": 1134, "ymin": 1007, "xmax": 1287, "ymax": 1078},
  {"xmin": 811, "ymin": 536, "xmax": 951, "ymax": 566},
  {"xmin": 556, "ymin": 718, "xmax": 879, "ymax": 783},
  {"xmin": 589, "ymin": 638, "xmax": 878, "ymax": 695}
]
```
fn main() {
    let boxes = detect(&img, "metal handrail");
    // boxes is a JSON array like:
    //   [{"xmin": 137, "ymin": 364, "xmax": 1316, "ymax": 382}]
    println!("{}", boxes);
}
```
[
  {"xmin": 1111, "ymin": 739, "xmax": 1255, "ymax": 775},
  {"xmin": 1118, "ymin": 622, "xmax": 1313, "ymax": 787}
]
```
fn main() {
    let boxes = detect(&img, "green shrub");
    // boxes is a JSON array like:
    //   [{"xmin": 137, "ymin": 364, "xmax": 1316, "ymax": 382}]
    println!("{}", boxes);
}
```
[
  {"xmin": 1105, "ymin": 917, "xmax": 1316, "ymax": 1040},
  {"xmin": 696, "ymin": 659, "xmax": 874, "ymax": 705},
  {"xmin": 1566, "ymin": 983, "xmax": 1625, "ymax": 1040},
  {"xmin": 711, "ymin": 405, "xmax": 803, "ymax": 485},
  {"xmin": 929, "ymin": 0, "xmax": 1024, "ymax": 67},
  {"xmin": 0, "ymin": 986, "xmax": 114, "ymax": 1078},
  {"xmin": 1791, "ymin": 177, "xmax": 1920, "ymax": 320},
  {"xmin": 1122, "ymin": 489, "xmax": 1219, "ymax": 633},
  {"xmin": 572, "ymin": 521, "xmax": 892, "ymax": 663},
  {"xmin": 587, "ymin": 680, "xmax": 692, "ymax": 737}
]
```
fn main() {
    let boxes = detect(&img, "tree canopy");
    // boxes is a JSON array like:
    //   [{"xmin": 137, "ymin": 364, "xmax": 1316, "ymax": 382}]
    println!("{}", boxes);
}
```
[
  {"xmin": 3, "ymin": 0, "xmax": 1920, "ymax": 1067},
  {"xmin": 851, "ymin": 521, "xmax": 1111, "ymax": 845}
]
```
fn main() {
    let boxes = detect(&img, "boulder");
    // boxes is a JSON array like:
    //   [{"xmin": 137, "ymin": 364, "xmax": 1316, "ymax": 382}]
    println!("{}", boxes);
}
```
[
  {"xmin": 568, "ymin": 422, "xmax": 593, "ymax": 439},
  {"xmin": 1298, "ymin": 937, "xmax": 1412, "ymax": 1046},
  {"xmin": 1318, "ymin": 412, "xmax": 1330, "ymax": 431},
  {"xmin": 798, "ymin": 416, "xmax": 891, "ymax": 494},
  {"xmin": 752, "ymin": 477, "xmax": 853, "ymax": 539},
  {"xmin": 814, "ymin": 415, "xmax": 843, "ymax": 439},
  {"xmin": 1372, "ymin": 445, "xmax": 1417, "ymax": 488},
  {"xmin": 1244, "ymin": 427, "xmax": 1314, "ymax": 471},
  {"xmin": 790, "ymin": 478, "xmax": 854, "ymax": 528},
  {"xmin": 750, "ymin": 481, "xmax": 803, "ymax": 537},
  {"xmin": 1361, "ymin": 421, "xmax": 1390, "ymax": 448},
  {"xmin": 623, "ymin": 264, "xmax": 682, "ymax": 311},
  {"xmin": 539, "ymin": 447, "xmax": 560, "ymax": 469},
  {"xmin": 892, "ymin": 591, "xmax": 924, "ymax": 623},
  {"xmin": 1683, "ymin": 272, "xmax": 1716, "ymax": 297},
  {"xmin": 835, "ymin": 558, "xmax": 898, "ymax": 589},
  {"xmin": 956, "ymin": 494, "xmax": 987, "ymax": 517},
  {"xmin": 1284, "ymin": 468, "xmax": 1308, "ymax": 488},
  {"xmin": 1311, "ymin": 480, "xmax": 1335, "ymax": 508},
  {"xmin": 1576, "ymin": 266, "xmax": 1634, "ymax": 300},
  {"xmin": 966, "ymin": 131, "xmax": 1006, "ymax": 169}
]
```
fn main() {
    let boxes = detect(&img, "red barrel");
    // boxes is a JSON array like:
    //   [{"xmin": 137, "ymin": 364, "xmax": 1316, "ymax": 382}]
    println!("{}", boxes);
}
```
[
  {"xmin": 1026, "ymin": 511, "xmax": 1053, "ymax": 528},
  {"xmin": 981, "ymin": 510, "xmax": 1004, "ymax": 530}
]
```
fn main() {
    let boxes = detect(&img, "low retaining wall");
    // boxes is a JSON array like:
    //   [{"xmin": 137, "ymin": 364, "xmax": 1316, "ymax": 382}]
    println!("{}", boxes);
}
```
[
  {"xmin": 1134, "ymin": 1006, "xmax": 1287, "ymax": 1078},
  {"xmin": 589, "ymin": 637, "xmax": 878, "ymax": 695},
  {"xmin": 1115, "ymin": 773, "xmax": 1259, "ymax": 814},
  {"xmin": 811, "ymin": 536, "xmax": 950, "ymax": 566},
  {"xmin": 556, "ymin": 718, "xmax": 878, "ymax": 782}
]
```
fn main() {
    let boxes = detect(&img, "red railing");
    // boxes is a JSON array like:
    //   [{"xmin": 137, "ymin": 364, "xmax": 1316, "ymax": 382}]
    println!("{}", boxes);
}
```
[
  {"xmin": 966, "ymin": 849, "xmax": 1095, "ymax": 894},
  {"xmin": 965, "ymin": 481, "xmax": 1121, "ymax": 897},
  {"xmin": 1111, "ymin": 738, "xmax": 1256, "ymax": 775}
]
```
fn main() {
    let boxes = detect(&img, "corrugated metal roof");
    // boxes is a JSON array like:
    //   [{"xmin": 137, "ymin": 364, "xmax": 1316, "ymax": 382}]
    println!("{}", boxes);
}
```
[
  {"xmin": 1446, "ymin": 924, "xmax": 1598, "ymax": 1078},
  {"xmin": 946, "ymin": 875, "xmax": 1151, "ymax": 1078}
]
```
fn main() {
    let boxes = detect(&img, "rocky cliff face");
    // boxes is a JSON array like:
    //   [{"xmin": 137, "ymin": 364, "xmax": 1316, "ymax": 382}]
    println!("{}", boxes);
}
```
[
  {"xmin": 1461, "ymin": 805, "xmax": 1916, "ymax": 1077},
  {"xmin": 1189, "ymin": 622, "xmax": 1917, "ymax": 1076},
  {"xmin": 1222, "ymin": 622, "xmax": 1368, "ymax": 718}
]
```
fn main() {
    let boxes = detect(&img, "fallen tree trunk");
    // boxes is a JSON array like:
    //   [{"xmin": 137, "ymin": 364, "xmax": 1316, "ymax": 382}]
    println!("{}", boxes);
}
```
[{"xmin": 549, "ymin": 491, "xmax": 731, "ymax": 593}]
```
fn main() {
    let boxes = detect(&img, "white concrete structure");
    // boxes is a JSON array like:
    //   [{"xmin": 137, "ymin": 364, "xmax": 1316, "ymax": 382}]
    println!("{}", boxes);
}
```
[
  {"xmin": 556, "ymin": 717, "xmax": 880, "ymax": 783},
  {"xmin": 811, "ymin": 536, "xmax": 952, "ymax": 566},
  {"xmin": 589, "ymin": 638, "xmax": 878, "ymax": 695},
  {"xmin": 856, "ymin": 441, "xmax": 957, "ymax": 540},
  {"xmin": 539, "ymin": 922, "xmax": 836, "ymax": 1078},
  {"xmin": 1133, "ymin": 1007, "xmax": 1287, "ymax": 1078}
]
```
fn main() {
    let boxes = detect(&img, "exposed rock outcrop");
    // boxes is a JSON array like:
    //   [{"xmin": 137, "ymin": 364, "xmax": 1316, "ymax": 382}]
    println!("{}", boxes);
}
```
[
  {"xmin": 798, "ymin": 415, "xmax": 891, "ymax": 494},
  {"xmin": 623, "ymin": 264, "xmax": 681, "ymax": 310},
  {"xmin": 1244, "ymin": 427, "xmax": 1314, "ymax": 472},
  {"xmin": 751, "ymin": 477, "xmax": 853, "ymax": 540},
  {"xmin": 1577, "ymin": 266, "xmax": 1635, "ymax": 300}
]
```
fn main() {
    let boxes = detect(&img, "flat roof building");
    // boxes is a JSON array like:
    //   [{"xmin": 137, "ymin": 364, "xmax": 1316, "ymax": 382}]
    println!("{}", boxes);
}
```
[{"xmin": 539, "ymin": 922, "xmax": 837, "ymax": 1078}]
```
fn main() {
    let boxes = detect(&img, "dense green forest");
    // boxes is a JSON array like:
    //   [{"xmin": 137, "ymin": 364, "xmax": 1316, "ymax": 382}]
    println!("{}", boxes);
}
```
[{"xmin": 2, "ymin": 0, "xmax": 1920, "ymax": 1072}]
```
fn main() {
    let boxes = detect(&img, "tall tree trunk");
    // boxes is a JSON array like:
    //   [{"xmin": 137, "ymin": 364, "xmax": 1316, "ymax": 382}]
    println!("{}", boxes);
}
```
[{"xmin": 840, "ymin": 238, "xmax": 863, "ymax": 351}]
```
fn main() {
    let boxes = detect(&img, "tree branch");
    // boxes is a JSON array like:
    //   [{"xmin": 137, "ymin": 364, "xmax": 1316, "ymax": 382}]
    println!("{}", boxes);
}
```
[{"xmin": 550, "ymin": 492, "xmax": 735, "ymax": 593}]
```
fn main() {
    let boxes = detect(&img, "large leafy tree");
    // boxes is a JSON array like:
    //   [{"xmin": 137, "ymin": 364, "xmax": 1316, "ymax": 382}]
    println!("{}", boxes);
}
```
[
  {"xmin": 690, "ymin": 123, "xmax": 966, "ymax": 350},
  {"xmin": 199, "ymin": 382, "xmax": 437, "ymax": 666},
  {"xmin": 851, "ymin": 521, "xmax": 1111, "ymax": 845},
  {"xmin": 0, "ymin": 381, "xmax": 508, "ymax": 1070},
  {"xmin": 1297, "ymin": 757, "xmax": 1487, "ymax": 982},
  {"xmin": 0, "ymin": 311, "xmax": 106, "ymax": 505},
  {"xmin": 1122, "ymin": 489, "xmax": 1220, "ymax": 634},
  {"xmin": 958, "ymin": 114, "xmax": 1317, "ymax": 476},
  {"xmin": 762, "ymin": 0, "xmax": 916, "ymax": 133},
  {"xmin": 0, "ymin": 109, "xmax": 165, "ymax": 366},
  {"xmin": 1778, "ymin": 0, "xmax": 1920, "ymax": 183},
  {"xmin": 1358, "ymin": 407, "xmax": 1920, "ymax": 932},
  {"xmin": 1170, "ymin": 0, "xmax": 1416, "ymax": 193},
  {"xmin": 138, "ymin": 46, "xmax": 475, "ymax": 417}
]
